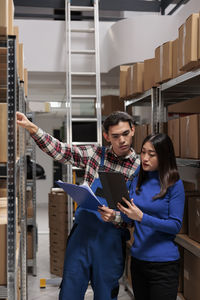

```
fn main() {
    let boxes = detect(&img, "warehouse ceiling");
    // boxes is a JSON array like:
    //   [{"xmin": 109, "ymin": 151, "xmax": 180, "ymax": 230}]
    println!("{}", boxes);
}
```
[{"xmin": 13, "ymin": 0, "xmax": 190, "ymax": 20}]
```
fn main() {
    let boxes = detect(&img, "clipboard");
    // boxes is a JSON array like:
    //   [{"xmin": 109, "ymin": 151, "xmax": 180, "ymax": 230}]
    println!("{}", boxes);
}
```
[
  {"xmin": 98, "ymin": 171, "xmax": 131, "ymax": 209},
  {"xmin": 56, "ymin": 180, "xmax": 103, "ymax": 211}
]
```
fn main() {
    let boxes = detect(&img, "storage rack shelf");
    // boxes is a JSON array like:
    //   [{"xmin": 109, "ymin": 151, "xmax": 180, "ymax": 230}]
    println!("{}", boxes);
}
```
[
  {"xmin": 26, "ymin": 112, "xmax": 37, "ymax": 277},
  {"xmin": 125, "ymin": 67, "xmax": 200, "ymax": 108},
  {"xmin": 176, "ymin": 158, "xmax": 200, "ymax": 168},
  {"xmin": 123, "ymin": 65, "xmax": 200, "ymax": 300},
  {"xmin": 175, "ymin": 234, "xmax": 200, "ymax": 258},
  {"xmin": 161, "ymin": 67, "xmax": 200, "ymax": 103},
  {"xmin": 0, "ymin": 35, "xmax": 27, "ymax": 300}
]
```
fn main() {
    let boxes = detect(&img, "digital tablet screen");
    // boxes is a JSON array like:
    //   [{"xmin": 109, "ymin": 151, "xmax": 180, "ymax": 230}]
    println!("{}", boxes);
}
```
[{"xmin": 98, "ymin": 171, "xmax": 130, "ymax": 209}]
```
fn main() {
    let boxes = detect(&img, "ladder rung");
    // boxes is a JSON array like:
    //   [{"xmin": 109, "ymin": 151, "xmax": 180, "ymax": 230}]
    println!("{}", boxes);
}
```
[
  {"xmin": 72, "ymin": 142, "xmax": 99, "ymax": 146},
  {"xmin": 72, "ymin": 118, "xmax": 98, "ymax": 122},
  {"xmin": 71, "ymin": 95, "xmax": 96, "ymax": 99},
  {"xmin": 70, "ymin": 6, "xmax": 94, "ymax": 12},
  {"xmin": 71, "ymin": 72, "xmax": 96, "ymax": 76},
  {"xmin": 71, "ymin": 50, "xmax": 95, "ymax": 55},
  {"xmin": 71, "ymin": 28, "xmax": 95, "ymax": 33}
]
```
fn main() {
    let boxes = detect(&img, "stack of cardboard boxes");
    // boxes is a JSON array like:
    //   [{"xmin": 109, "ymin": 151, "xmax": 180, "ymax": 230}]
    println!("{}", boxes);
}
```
[
  {"xmin": 178, "ymin": 182, "xmax": 200, "ymax": 300},
  {"xmin": 0, "ymin": 0, "xmax": 29, "ymax": 297},
  {"xmin": 168, "ymin": 96, "xmax": 200, "ymax": 159},
  {"xmin": 120, "ymin": 12, "xmax": 200, "ymax": 100},
  {"xmin": 48, "ymin": 189, "xmax": 68, "ymax": 277}
]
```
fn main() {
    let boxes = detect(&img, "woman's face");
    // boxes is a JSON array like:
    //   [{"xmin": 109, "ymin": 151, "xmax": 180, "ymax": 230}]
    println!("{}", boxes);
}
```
[{"xmin": 140, "ymin": 141, "xmax": 158, "ymax": 172}]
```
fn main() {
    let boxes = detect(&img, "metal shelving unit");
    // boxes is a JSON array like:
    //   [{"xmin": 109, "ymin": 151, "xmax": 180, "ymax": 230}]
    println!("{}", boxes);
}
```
[
  {"xmin": 26, "ymin": 112, "xmax": 37, "ymax": 276},
  {"xmin": 0, "ymin": 35, "xmax": 27, "ymax": 300},
  {"xmin": 125, "ymin": 66, "xmax": 200, "ymax": 134},
  {"xmin": 124, "ymin": 66, "xmax": 200, "ymax": 299},
  {"xmin": 161, "ymin": 67, "xmax": 200, "ymax": 104}
]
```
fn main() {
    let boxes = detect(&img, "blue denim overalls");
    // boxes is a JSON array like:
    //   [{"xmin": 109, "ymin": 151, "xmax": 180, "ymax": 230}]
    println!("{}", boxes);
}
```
[{"xmin": 59, "ymin": 148, "xmax": 130, "ymax": 300}]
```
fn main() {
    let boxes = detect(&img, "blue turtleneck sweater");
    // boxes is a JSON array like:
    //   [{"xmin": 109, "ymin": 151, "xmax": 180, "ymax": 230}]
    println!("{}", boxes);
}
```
[{"xmin": 128, "ymin": 171, "xmax": 185, "ymax": 262}]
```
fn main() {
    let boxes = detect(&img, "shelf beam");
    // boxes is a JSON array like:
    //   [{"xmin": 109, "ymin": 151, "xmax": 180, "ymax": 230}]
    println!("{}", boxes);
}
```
[{"xmin": 175, "ymin": 234, "xmax": 200, "ymax": 258}]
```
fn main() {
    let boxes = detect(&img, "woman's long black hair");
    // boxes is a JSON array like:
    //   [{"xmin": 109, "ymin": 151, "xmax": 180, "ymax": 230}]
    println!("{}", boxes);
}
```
[{"xmin": 136, "ymin": 133, "xmax": 180, "ymax": 199}]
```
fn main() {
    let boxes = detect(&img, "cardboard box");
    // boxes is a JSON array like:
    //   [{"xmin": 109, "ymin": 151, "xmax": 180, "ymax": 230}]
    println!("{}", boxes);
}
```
[
  {"xmin": 125, "ymin": 248, "xmax": 132, "ymax": 289},
  {"xmin": 155, "ymin": 41, "xmax": 173, "ymax": 83},
  {"xmin": 179, "ymin": 13, "xmax": 199, "ymax": 71},
  {"xmin": 188, "ymin": 195, "xmax": 200, "ymax": 243},
  {"xmin": 180, "ymin": 114, "xmax": 200, "ymax": 159},
  {"xmin": 168, "ymin": 96, "xmax": 200, "ymax": 114},
  {"xmin": 132, "ymin": 62, "xmax": 144, "ymax": 96},
  {"xmin": 50, "ymin": 259, "xmax": 63, "ymax": 277},
  {"xmin": 183, "ymin": 180, "xmax": 196, "ymax": 192},
  {"xmin": 0, "ymin": 223, "xmax": 7, "ymax": 285},
  {"xmin": 0, "ymin": 0, "xmax": 14, "ymax": 36},
  {"xmin": 0, "ymin": 197, "xmax": 7, "ymax": 218},
  {"xmin": 0, "ymin": 48, "xmax": 7, "ymax": 65},
  {"xmin": 0, "ymin": 103, "xmax": 7, "ymax": 162},
  {"xmin": 162, "ymin": 41, "xmax": 173, "ymax": 82},
  {"xmin": 18, "ymin": 43, "xmax": 24, "ymax": 82},
  {"xmin": 199, "ymin": 12, "xmax": 200, "ymax": 60},
  {"xmin": 49, "ymin": 229, "xmax": 68, "ymax": 250},
  {"xmin": 184, "ymin": 249, "xmax": 200, "ymax": 300},
  {"xmin": 119, "ymin": 65, "xmax": 130, "ymax": 99},
  {"xmin": 0, "ymin": 87, "xmax": 7, "ymax": 102},
  {"xmin": 0, "ymin": 68, "xmax": 7, "ymax": 86},
  {"xmin": 0, "ymin": 180, "xmax": 7, "ymax": 197},
  {"xmin": 147, "ymin": 124, "xmax": 152, "ymax": 135},
  {"xmin": 167, "ymin": 118, "xmax": 180, "ymax": 157},
  {"xmin": 24, "ymin": 68, "xmax": 28, "ymax": 97},
  {"xmin": 13, "ymin": 26, "xmax": 19, "ymax": 74},
  {"xmin": 50, "ymin": 246, "xmax": 65, "ymax": 262},
  {"xmin": 126, "ymin": 65, "xmax": 133, "ymax": 97},
  {"xmin": 49, "ymin": 213, "xmax": 68, "ymax": 232},
  {"xmin": 48, "ymin": 190, "xmax": 68, "ymax": 215},
  {"xmin": 155, "ymin": 45, "xmax": 162, "ymax": 84},
  {"xmin": 172, "ymin": 39, "xmax": 184, "ymax": 78},
  {"xmin": 144, "ymin": 58, "xmax": 156, "ymax": 91},
  {"xmin": 178, "ymin": 246, "xmax": 184, "ymax": 292},
  {"xmin": 8, "ymin": 0, "xmax": 14, "ymax": 35},
  {"xmin": 133, "ymin": 124, "xmax": 148, "ymax": 154},
  {"xmin": 101, "ymin": 95, "xmax": 124, "ymax": 117}
]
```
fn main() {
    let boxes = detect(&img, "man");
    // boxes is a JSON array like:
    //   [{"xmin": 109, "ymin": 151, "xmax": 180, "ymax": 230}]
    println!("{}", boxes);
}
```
[{"xmin": 16, "ymin": 110, "xmax": 140, "ymax": 300}]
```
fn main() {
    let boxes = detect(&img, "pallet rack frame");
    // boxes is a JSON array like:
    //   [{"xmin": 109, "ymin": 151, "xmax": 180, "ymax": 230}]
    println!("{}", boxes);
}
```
[
  {"xmin": 124, "ymin": 66, "xmax": 200, "ymax": 299},
  {"xmin": 0, "ymin": 35, "xmax": 27, "ymax": 300}
]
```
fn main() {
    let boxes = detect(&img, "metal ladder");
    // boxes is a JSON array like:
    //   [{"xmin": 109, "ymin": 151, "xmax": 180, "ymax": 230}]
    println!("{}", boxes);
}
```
[
  {"xmin": 65, "ymin": 0, "xmax": 102, "ymax": 232},
  {"xmin": 40, "ymin": 0, "xmax": 102, "ymax": 289}
]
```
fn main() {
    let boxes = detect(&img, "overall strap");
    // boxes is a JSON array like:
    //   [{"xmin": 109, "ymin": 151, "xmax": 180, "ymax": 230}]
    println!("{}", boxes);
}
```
[{"xmin": 100, "ymin": 146, "xmax": 105, "ymax": 168}]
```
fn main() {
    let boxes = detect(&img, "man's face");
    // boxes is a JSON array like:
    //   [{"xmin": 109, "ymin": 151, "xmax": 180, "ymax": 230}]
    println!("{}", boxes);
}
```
[{"xmin": 103, "ymin": 121, "xmax": 135, "ymax": 157}]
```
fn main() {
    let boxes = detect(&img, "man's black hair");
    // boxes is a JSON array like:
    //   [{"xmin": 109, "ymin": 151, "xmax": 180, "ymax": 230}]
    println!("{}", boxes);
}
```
[{"xmin": 102, "ymin": 111, "xmax": 134, "ymax": 134}]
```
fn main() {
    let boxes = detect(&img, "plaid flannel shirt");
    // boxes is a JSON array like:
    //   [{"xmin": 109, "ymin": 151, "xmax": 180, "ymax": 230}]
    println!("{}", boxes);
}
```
[{"xmin": 32, "ymin": 128, "xmax": 140, "ymax": 186}]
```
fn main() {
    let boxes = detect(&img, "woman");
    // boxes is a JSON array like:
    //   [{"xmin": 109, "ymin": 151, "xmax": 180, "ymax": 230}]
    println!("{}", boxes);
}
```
[{"xmin": 117, "ymin": 133, "xmax": 185, "ymax": 300}]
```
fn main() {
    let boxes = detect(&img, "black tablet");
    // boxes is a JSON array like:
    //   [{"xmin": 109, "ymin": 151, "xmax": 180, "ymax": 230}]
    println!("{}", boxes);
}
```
[{"xmin": 98, "ymin": 171, "xmax": 131, "ymax": 209}]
